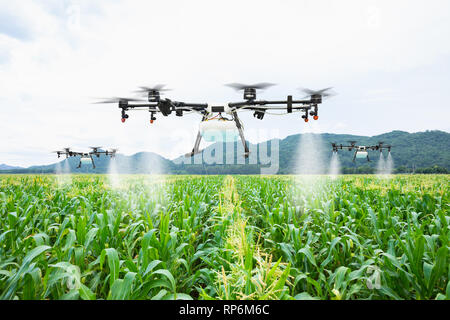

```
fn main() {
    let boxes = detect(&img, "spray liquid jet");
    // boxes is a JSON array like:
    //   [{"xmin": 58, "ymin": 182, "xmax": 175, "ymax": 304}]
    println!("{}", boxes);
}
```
[
  {"xmin": 293, "ymin": 124, "xmax": 328, "ymax": 204},
  {"xmin": 386, "ymin": 152, "xmax": 394, "ymax": 175},
  {"xmin": 329, "ymin": 152, "xmax": 341, "ymax": 178},
  {"xmin": 140, "ymin": 153, "xmax": 167, "ymax": 202},
  {"xmin": 376, "ymin": 152, "xmax": 386, "ymax": 175},
  {"xmin": 294, "ymin": 122, "xmax": 326, "ymax": 176},
  {"xmin": 108, "ymin": 157, "xmax": 121, "ymax": 189},
  {"xmin": 55, "ymin": 159, "xmax": 72, "ymax": 187}
]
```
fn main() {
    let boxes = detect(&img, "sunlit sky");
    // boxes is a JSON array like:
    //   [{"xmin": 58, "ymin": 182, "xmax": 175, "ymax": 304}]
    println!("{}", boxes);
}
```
[{"xmin": 1, "ymin": 0, "xmax": 449, "ymax": 167}]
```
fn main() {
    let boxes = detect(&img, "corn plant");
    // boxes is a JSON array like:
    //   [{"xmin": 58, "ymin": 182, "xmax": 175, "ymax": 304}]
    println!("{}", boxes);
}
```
[{"xmin": 0, "ymin": 174, "xmax": 448, "ymax": 300}]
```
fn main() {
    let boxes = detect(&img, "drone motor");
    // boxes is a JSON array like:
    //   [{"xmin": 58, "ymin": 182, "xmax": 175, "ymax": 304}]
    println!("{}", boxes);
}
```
[
  {"xmin": 310, "ymin": 94, "xmax": 322, "ymax": 104},
  {"xmin": 148, "ymin": 90, "xmax": 160, "ymax": 102},
  {"xmin": 244, "ymin": 88, "xmax": 257, "ymax": 101}
]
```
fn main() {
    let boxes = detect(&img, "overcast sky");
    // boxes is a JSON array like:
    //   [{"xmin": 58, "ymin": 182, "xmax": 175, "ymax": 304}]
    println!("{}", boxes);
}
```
[{"xmin": 1, "ymin": 0, "xmax": 449, "ymax": 167}]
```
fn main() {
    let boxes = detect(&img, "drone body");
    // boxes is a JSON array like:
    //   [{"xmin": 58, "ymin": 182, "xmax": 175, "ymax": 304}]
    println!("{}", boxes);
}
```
[
  {"xmin": 332, "ymin": 141, "xmax": 392, "ymax": 162},
  {"xmin": 95, "ymin": 83, "xmax": 335, "ymax": 158},
  {"xmin": 53, "ymin": 147, "xmax": 117, "ymax": 169}
]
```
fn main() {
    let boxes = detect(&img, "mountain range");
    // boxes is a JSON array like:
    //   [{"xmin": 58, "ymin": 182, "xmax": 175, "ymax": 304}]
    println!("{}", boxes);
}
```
[
  {"xmin": 0, "ymin": 164, "xmax": 24, "ymax": 170},
  {"xmin": 1, "ymin": 130, "xmax": 449, "ymax": 174}
]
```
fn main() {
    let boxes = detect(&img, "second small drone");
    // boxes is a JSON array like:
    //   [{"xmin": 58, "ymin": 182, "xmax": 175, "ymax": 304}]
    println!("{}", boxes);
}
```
[
  {"xmin": 95, "ymin": 83, "xmax": 335, "ymax": 158},
  {"xmin": 331, "ymin": 141, "xmax": 392, "ymax": 162},
  {"xmin": 53, "ymin": 147, "xmax": 117, "ymax": 169}
]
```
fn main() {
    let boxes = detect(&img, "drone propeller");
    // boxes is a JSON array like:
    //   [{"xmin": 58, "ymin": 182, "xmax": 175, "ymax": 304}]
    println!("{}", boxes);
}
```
[
  {"xmin": 225, "ymin": 83, "xmax": 276, "ymax": 91},
  {"xmin": 299, "ymin": 87, "xmax": 336, "ymax": 99},
  {"xmin": 89, "ymin": 146, "xmax": 102, "ymax": 150},
  {"xmin": 226, "ymin": 83, "xmax": 276, "ymax": 101},
  {"xmin": 93, "ymin": 97, "xmax": 144, "ymax": 104},
  {"xmin": 135, "ymin": 84, "xmax": 171, "ymax": 94},
  {"xmin": 348, "ymin": 141, "xmax": 357, "ymax": 146}
]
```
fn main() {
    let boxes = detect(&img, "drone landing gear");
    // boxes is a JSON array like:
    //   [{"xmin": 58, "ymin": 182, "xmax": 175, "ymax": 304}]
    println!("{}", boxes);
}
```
[
  {"xmin": 232, "ymin": 111, "xmax": 250, "ymax": 158},
  {"xmin": 77, "ymin": 156, "xmax": 96, "ymax": 169},
  {"xmin": 184, "ymin": 113, "xmax": 250, "ymax": 159},
  {"xmin": 185, "ymin": 116, "xmax": 207, "ymax": 158},
  {"xmin": 185, "ymin": 130, "xmax": 204, "ymax": 158}
]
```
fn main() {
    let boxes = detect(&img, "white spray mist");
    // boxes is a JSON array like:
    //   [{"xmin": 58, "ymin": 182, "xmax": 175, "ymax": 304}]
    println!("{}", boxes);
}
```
[
  {"xmin": 376, "ymin": 152, "xmax": 386, "ymax": 176},
  {"xmin": 108, "ymin": 157, "xmax": 121, "ymax": 189},
  {"xmin": 55, "ymin": 159, "xmax": 72, "ymax": 187},
  {"xmin": 141, "ymin": 153, "xmax": 166, "ymax": 202},
  {"xmin": 329, "ymin": 152, "xmax": 341, "ymax": 178},
  {"xmin": 293, "ymin": 123, "xmax": 327, "ymax": 204},
  {"xmin": 386, "ymin": 152, "xmax": 394, "ymax": 175}
]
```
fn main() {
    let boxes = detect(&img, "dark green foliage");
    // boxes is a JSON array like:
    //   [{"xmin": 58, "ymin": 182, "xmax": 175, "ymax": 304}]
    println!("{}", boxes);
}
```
[{"xmin": 0, "ymin": 175, "xmax": 448, "ymax": 300}]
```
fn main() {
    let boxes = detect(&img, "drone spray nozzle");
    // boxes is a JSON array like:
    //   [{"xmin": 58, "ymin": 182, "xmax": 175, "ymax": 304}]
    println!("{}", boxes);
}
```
[
  {"xmin": 311, "ymin": 105, "xmax": 319, "ymax": 120},
  {"xmin": 150, "ymin": 111, "xmax": 156, "ymax": 123},
  {"xmin": 302, "ymin": 109, "xmax": 309, "ymax": 122},
  {"xmin": 121, "ymin": 109, "xmax": 129, "ymax": 123}
]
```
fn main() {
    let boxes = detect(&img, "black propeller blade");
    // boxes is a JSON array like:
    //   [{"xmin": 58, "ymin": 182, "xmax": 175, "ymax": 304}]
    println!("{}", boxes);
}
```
[
  {"xmin": 135, "ymin": 84, "xmax": 171, "ymax": 94},
  {"xmin": 93, "ymin": 97, "xmax": 144, "ymax": 104},
  {"xmin": 299, "ymin": 87, "xmax": 336, "ymax": 99},
  {"xmin": 225, "ymin": 83, "xmax": 276, "ymax": 91}
]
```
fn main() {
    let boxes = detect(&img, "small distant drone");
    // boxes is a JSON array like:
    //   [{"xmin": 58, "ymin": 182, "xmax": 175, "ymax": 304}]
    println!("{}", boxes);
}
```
[
  {"xmin": 52, "ymin": 147, "xmax": 117, "ymax": 169},
  {"xmin": 94, "ymin": 83, "xmax": 335, "ymax": 158},
  {"xmin": 331, "ymin": 141, "xmax": 392, "ymax": 162}
]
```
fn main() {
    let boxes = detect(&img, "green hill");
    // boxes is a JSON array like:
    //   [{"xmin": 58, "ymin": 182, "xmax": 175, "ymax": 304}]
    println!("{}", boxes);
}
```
[
  {"xmin": 172, "ymin": 130, "xmax": 450, "ymax": 174},
  {"xmin": 2, "ymin": 130, "xmax": 449, "ymax": 174}
]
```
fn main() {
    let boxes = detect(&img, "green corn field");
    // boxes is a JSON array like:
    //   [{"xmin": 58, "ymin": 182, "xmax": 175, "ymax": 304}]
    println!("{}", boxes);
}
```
[{"xmin": 0, "ymin": 174, "xmax": 448, "ymax": 300}]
